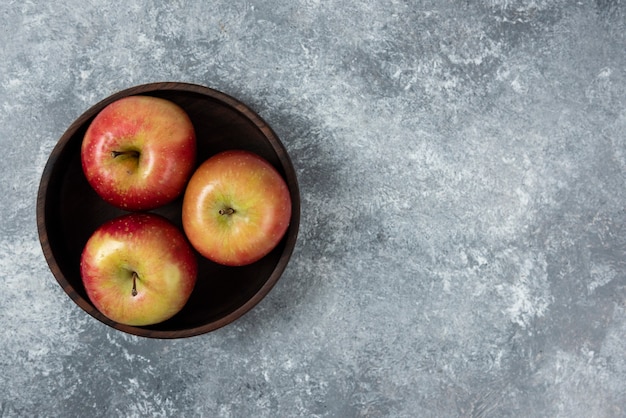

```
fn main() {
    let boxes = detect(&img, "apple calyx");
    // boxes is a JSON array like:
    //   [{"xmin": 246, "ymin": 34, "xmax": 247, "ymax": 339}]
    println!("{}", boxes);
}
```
[
  {"xmin": 131, "ymin": 271, "xmax": 139, "ymax": 297},
  {"xmin": 219, "ymin": 207, "xmax": 236, "ymax": 216}
]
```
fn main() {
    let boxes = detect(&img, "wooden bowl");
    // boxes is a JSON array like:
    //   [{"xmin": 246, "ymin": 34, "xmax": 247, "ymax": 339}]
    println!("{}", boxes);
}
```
[{"xmin": 36, "ymin": 82, "xmax": 300, "ymax": 339}]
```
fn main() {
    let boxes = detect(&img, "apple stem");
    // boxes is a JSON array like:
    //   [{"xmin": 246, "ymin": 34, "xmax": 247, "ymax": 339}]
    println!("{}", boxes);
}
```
[
  {"xmin": 131, "ymin": 271, "xmax": 138, "ymax": 297},
  {"xmin": 111, "ymin": 150, "xmax": 140, "ymax": 159},
  {"xmin": 219, "ymin": 208, "xmax": 236, "ymax": 216}
]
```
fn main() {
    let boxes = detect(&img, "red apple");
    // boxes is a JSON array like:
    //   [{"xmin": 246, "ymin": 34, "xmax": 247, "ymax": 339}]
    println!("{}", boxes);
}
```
[
  {"xmin": 182, "ymin": 150, "xmax": 292, "ymax": 266},
  {"xmin": 81, "ymin": 95, "xmax": 196, "ymax": 211},
  {"xmin": 80, "ymin": 213, "xmax": 198, "ymax": 326}
]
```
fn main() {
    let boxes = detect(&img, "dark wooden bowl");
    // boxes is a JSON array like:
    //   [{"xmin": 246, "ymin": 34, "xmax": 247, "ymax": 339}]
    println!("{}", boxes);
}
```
[{"xmin": 36, "ymin": 82, "xmax": 300, "ymax": 339}]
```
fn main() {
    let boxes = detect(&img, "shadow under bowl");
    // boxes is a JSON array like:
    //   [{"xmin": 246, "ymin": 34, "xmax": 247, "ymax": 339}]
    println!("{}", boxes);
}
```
[{"xmin": 36, "ymin": 82, "xmax": 300, "ymax": 339}]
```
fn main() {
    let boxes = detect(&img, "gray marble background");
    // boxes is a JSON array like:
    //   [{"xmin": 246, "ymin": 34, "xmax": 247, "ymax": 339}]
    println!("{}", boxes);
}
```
[{"xmin": 1, "ymin": 1, "xmax": 625, "ymax": 417}]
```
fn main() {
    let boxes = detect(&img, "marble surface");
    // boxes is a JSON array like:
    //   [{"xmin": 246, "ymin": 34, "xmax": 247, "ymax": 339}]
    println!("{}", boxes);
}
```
[{"xmin": 1, "ymin": 1, "xmax": 625, "ymax": 416}]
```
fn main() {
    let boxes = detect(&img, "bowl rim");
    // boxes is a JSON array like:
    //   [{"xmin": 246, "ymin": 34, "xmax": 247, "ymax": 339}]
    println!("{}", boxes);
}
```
[{"xmin": 36, "ymin": 81, "xmax": 301, "ymax": 339}]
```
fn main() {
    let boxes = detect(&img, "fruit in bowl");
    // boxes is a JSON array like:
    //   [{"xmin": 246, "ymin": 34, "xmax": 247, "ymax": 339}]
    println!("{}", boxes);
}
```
[
  {"xmin": 81, "ymin": 95, "xmax": 196, "ymax": 211},
  {"xmin": 182, "ymin": 150, "xmax": 292, "ymax": 266},
  {"xmin": 80, "ymin": 213, "xmax": 198, "ymax": 326},
  {"xmin": 37, "ymin": 82, "xmax": 300, "ymax": 338}
]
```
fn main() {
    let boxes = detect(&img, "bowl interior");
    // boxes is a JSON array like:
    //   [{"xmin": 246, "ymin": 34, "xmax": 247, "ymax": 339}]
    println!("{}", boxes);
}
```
[{"xmin": 37, "ymin": 82, "xmax": 300, "ymax": 338}]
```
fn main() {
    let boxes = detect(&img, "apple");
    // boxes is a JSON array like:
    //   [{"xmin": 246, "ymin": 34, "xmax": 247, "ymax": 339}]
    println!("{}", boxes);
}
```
[
  {"xmin": 182, "ymin": 150, "xmax": 292, "ymax": 266},
  {"xmin": 80, "ymin": 213, "xmax": 198, "ymax": 326},
  {"xmin": 81, "ymin": 95, "xmax": 196, "ymax": 211}
]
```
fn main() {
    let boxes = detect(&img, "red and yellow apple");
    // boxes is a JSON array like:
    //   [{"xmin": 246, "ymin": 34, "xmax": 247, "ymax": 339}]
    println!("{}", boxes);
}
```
[
  {"xmin": 80, "ymin": 213, "xmax": 198, "ymax": 326},
  {"xmin": 81, "ymin": 95, "xmax": 196, "ymax": 211},
  {"xmin": 182, "ymin": 150, "xmax": 292, "ymax": 266}
]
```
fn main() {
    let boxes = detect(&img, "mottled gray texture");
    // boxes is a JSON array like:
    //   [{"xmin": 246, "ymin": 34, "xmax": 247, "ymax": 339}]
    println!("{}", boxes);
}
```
[{"xmin": 1, "ymin": 1, "xmax": 625, "ymax": 416}]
